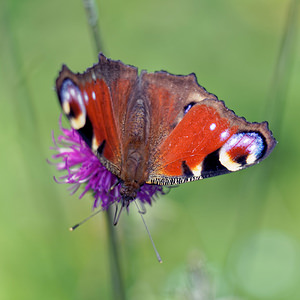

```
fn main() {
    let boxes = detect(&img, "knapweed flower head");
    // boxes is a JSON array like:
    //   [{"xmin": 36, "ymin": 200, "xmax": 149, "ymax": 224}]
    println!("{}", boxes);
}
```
[{"xmin": 49, "ymin": 117, "xmax": 164, "ymax": 210}]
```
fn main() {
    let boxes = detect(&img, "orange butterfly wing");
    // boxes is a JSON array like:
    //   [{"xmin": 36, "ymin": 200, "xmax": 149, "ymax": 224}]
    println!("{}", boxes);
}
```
[
  {"xmin": 56, "ymin": 54, "xmax": 138, "ymax": 175},
  {"xmin": 141, "ymin": 72, "xmax": 276, "ymax": 185}
]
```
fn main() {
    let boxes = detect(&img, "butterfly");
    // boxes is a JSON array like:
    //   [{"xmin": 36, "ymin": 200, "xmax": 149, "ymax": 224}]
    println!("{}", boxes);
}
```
[{"xmin": 56, "ymin": 53, "xmax": 276, "ymax": 208}]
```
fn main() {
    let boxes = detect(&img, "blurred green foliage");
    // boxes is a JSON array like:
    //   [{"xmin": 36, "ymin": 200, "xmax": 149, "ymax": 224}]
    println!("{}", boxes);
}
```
[{"xmin": 0, "ymin": 0, "xmax": 300, "ymax": 299}]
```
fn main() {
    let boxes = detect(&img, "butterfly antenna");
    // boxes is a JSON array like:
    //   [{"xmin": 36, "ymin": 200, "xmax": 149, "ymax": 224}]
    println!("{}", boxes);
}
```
[
  {"xmin": 134, "ymin": 200, "xmax": 162, "ymax": 263},
  {"xmin": 69, "ymin": 206, "xmax": 108, "ymax": 231}
]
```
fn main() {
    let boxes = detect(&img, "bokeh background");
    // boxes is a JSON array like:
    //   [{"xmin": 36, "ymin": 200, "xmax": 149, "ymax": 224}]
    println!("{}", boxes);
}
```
[{"xmin": 1, "ymin": 0, "xmax": 300, "ymax": 299}]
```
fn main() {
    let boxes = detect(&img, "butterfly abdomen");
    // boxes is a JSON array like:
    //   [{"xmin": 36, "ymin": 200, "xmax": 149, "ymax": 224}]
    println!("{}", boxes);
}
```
[{"xmin": 120, "ymin": 98, "xmax": 151, "ymax": 197}]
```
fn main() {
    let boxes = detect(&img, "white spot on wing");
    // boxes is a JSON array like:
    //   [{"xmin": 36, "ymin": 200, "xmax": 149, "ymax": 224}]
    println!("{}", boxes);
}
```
[
  {"xmin": 63, "ymin": 91, "xmax": 70, "ymax": 101},
  {"xmin": 246, "ymin": 153, "xmax": 257, "ymax": 165},
  {"xmin": 210, "ymin": 123, "xmax": 216, "ymax": 131},
  {"xmin": 92, "ymin": 136, "xmax": 99, "ymax": 152},
  {"xmin": 192, "ymin": 163, "xmax": 202, "ymax": 177},
  {"xmin": 62, "ymin": 102, "xmax": 70, "ymax": 114},
  {"xmin": 220, "ymin": 130, "xmax": 230, "ymax": 141},
  {"xmin": 70, "ymin": 113, "xmax": 86, "ymax": 129},
  {"xmin": 84, "ymin": 91, "xmax": 89, "ymax": 102},
  {"xmin": 91, "ymin": 70, "xmax": 96, "ymax": 81},
  {"xmin": 70, "ymin": 88, "xmax": 76, "ymax": 97},
  {"xmin": 92, "ymin": 91, "xmax": 96, "ymax": 100}
]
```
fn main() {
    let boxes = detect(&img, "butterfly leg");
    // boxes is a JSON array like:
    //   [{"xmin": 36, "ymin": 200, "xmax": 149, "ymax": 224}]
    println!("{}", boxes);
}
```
[
  {"xmin": 113, "ymin": 196, "xmax": 132, "ymax": 225},
  {"xmin": 136, "ymin": 200, "xmax": 147, "ymax": 214}
]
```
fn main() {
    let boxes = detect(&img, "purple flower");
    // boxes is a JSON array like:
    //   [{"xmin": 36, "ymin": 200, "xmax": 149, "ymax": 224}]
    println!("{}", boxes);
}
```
[{"xmin": 49, "ymin": 117, "xmax": 164, "ymax": 210}]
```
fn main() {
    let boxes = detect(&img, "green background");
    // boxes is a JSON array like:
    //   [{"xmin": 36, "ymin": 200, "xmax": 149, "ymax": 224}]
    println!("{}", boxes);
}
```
[{"xmin": 1, "ymin": 0, "xmax": 300, "ymax": 299}]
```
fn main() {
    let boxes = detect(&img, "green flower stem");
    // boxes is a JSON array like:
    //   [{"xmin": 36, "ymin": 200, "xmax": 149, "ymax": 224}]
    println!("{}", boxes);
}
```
[
  {"xmin": 82, "ymin": 0, "xmax": 105, "ymax": 53},
  {"xmin": 105, "ymin": 207, "xmax": 126, "ymax": 300},
  {"xmin": 82, "ymin": 0, "xmax": 126, "ymax": 299},
  {"xmin": 264, "ymin": 0, "xmax": 299, "ymax": 136}
]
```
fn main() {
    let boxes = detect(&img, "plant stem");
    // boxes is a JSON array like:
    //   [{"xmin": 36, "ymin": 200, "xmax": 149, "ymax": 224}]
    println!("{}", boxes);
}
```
[
  {"xmin": 105, "ymin": 207, "xmax": 126, "ymax": 300},
  {"xmin": 82, "ymin": 1, "xmax": 126, "ymax": 299},
  {"xmin": 82, "ymin": 0, "xmax": 105, "ymax": 53},
  {"xmin": 264, "ymin": 0, "xmax": 299, "ymax": 137}
]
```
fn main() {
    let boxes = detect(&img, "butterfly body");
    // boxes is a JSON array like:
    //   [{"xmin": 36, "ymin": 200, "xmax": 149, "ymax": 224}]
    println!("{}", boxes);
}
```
[
  {"xmin": 56, "ymin": 54, "xmax": 276, "ymax": 204},
  {"xmin": 120, "ymin": 96, "xmax": 150, "ymax": 201}
]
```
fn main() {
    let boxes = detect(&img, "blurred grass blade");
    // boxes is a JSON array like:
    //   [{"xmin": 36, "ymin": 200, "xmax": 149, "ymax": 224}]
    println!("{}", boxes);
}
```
[
  {"xmin": 1, "ymin": 0, "xmax": 63, "ymax": 214},
  {"xmin": 1, "ymin": 1, "xmax": 37, "ymax": 137},
  {"xmin": 225, "ymin": 0, "xmax": 299, "ymax": 277},
  {"xmin": 264, "ymin": 0, "xmax": 299, "ymax": 136}
]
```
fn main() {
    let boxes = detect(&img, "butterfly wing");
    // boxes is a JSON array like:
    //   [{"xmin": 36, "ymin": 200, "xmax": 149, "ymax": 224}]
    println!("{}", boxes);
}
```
[
  {"xmin": 142, "ymin": 73, "xmax": 276, "ymax": 185},
  {"xmin": 56, "ymin": 55, "xmax": 276, "ymax": 186},
  {"xmin": 56, "ymin": 54, "xmax": 138, "ymax": 176},
  {"xmin": 141, "ymin": 71, "xmax": 217, "ymax": 156}
]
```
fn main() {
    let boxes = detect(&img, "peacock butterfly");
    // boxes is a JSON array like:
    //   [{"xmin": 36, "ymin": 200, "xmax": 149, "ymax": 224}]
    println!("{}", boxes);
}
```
[{"xmin": 56, "ymin": 53, "xmax": 276, "ymax": 207}]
